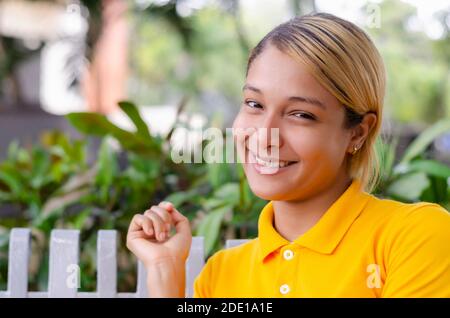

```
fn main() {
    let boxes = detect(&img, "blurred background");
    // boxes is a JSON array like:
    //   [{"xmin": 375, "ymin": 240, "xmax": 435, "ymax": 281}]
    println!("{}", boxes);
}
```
[{"xmin": 0, "ymin": 0, "xmax": 449, "ymax": 292}]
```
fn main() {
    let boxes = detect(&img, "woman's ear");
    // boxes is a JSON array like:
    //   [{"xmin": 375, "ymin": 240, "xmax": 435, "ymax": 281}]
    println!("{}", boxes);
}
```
[{"xmin": 347, "ymin": 112, "xmax": 377, "ymax": 153}]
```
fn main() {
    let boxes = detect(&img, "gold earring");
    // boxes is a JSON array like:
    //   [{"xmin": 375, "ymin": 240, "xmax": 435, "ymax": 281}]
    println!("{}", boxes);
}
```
[{"xmin": 351, "ymin": 145, "xmax": 359, "ymax": 155}]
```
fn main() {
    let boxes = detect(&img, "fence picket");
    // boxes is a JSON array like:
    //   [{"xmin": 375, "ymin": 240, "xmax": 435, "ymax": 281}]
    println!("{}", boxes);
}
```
[
  {"xmin": 97, "ymin": 230, "xmax": 117, "ymax": 298},
  {"xmin": 1, "ymin": 228, "xmax": 250, "ymax": 298},
  {"xmin": 7, "ymin": 228, "xmax": 31, "ymax": 298},
  {"xmin": 48, "ymin": 229, "xmax": 80, "ymax": 298}
]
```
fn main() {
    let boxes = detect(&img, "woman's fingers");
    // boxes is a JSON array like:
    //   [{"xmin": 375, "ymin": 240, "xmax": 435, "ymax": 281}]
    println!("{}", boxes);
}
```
[
  {"xmin": 129, "ymin": 214, "xmax": 150, "ymax": 234},
  {"xmin": 159, "ymin": 201, "xmax": 191, "ymax": 236},
  {"xmin": 141, "ymin": 216, "xmax": 154, "ymax": 236},
  {"xmin": 144, "ymin": 209, "xmax": 168, "ymax": 242},
  {"xmin": 127, "ymin": 214, "xmax": 154, "ymax": 245},
  {"xmin": 159, "ymin": 201, "xmax": 174, "ymax": 211},
  {"xmin": 128, "ymin": 201, "xmax": 190, "ymax": 246},
  {"xmin": 149, "ymin": 205, "xmax": 173, "ymax": 232}
]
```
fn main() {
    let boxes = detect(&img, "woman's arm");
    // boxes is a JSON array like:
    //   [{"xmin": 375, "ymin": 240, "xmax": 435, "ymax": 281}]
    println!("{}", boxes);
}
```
[
  {"xmin": 146, "ymin": 256, "xmax": 186, "ymax": 298},
  {"xmin": 126, "ymin": 201, "xmax": 192, "ymax": 298}
]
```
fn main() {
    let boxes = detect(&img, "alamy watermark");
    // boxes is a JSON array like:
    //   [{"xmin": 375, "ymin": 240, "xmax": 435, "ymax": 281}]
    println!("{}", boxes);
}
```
[
  {"xmin": 170, "ymin": 127, "xmax": 280, "ymax": 166},
  {"xmin": 366, "ymin": 263, "xmax": 381, "ymax": 289},
  {"xmin": 66, "ymin": 264, "xmax": 81, "ymax": 289}
]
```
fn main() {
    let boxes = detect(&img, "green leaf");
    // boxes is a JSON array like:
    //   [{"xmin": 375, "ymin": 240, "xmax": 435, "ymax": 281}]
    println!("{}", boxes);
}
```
[
  {"xmin": 67, "ymin": 112, "xmax": 122, "ymax": 136},
  {"xmin": 375, "ymin": 136, "xmax": 398, "ymax": 181},
  {"xmin": 400, "ymin": 119, "xmax": 450, "ymax": 164},
  {"xmin": 118, "ymin": 101, "xmax": 151, "ymax": 139},
  {"xmin": 128, "ymin": 153, "xmax": 160, "ymax": 179},
  {"xmin": 386, "ymin": 172, "xmax": 430, "ymax": 201},
  {"xmin": 66, "ymin": 112, "xmax": 160, "ymax": 156},
  {"xmin": 196, "ymin": 205, "xmax": 230, "ymax": 255},
  {"xmin": 202, "ymin": 197, "xmax": 229, "ymax": 211},
  {"xmin": 399, "ymin": 159, "xmax": 450, "ymax": 179},
  {"xmin": 163, "ymin": 189, "xmax": 200, "ymax": 207},
  {"xmin": 72, "ymin": 208, "xmax": 92, "ymax": 230},
  {"xmin": 6, "ymin": 140, "xmax": 20, "ymax": 161},
  {"xmin": 30, "ymin": 148, "xmax": 51, "ymax": 189},
  {"xmin": 214, "ymin": 182, "xmax": 240, "ymax": 206},
  {"xmin": 0, "ymin": 168, "xmax": 22, "ymax": 195},
  {"xmin": 429, "ymin": 176, "xmax": 449, "ymax": 204},
  {"xmin": 207, "ymin": 163, "xmax": 232, "ymax": 190},
  {"xmin": 96, "ymin": 138, "xmax": 118, "ymax": 203}
]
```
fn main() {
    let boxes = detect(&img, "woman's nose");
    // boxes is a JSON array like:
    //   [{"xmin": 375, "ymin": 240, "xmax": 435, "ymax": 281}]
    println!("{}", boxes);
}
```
[{"xmin": 249, "ymin": 117, "xmax": 283, "ymax": 156}]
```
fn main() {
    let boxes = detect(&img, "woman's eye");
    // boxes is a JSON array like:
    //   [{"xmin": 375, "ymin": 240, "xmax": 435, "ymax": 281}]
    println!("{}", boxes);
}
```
[
  {"xmin": 291, "ymin": 112, "xmax": 316, "ymax": 120},
  {"xmin": 245, "ymin": 100, "xmax": 263, "ymax": 109}
]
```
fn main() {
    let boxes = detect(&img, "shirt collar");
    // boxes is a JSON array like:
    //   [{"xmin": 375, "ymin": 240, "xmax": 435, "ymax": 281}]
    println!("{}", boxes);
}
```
[{"xmin": 257, "ymin": 179, "xmax": 370, "ymax": 262}]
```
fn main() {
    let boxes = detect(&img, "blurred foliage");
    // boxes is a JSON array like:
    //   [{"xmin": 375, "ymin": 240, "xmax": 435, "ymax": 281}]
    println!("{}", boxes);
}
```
[
  {"xmin": 1, "ymin": 0, "xmax": 449, "ymax": 122},
  {"xmin": 128, "ymin": 0, "xmax": 249, "ymax": 108},
  {"xmin": 373, "ymin": 119, "xmax": 450, "ymax": 210},
  {"xmin": 129, "ymin": 0, "xmax": 450, "ymax": 122},
  {"xmin": 0, "ymin": 101, "xmax": 265, "ymax": 291},
  {"xmin": 366, "ymin": 0, "xmax": 450, "ymax": 123},
  {"xmin": 0, "ymin": 101, "xmax": 449, "ymax": 292},
  {"xmin": 1, "ymin": 0, "xmax": 450, "ymax": 293}
]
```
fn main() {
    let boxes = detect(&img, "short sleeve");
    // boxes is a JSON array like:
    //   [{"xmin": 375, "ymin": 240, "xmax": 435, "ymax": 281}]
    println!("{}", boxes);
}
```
[{"xmin": 382, "ymin": 203, "xmax": 450, "ymax": 297}]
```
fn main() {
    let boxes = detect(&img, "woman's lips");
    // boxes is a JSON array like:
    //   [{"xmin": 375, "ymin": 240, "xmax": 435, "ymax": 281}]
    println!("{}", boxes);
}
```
[{"xmin": 248, "ymin": 152, "xmax": 298, "ymax": 175}]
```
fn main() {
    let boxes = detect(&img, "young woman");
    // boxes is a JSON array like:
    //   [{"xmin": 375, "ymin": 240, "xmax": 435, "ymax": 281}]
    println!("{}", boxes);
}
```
[{"xmin": 126, "ymin": 13, "xmax": 450, "ymax": 298}]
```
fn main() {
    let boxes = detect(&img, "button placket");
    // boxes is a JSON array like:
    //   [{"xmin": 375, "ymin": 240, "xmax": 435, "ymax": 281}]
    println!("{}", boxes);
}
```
[{"xmin": 276, "ymin": 245, "xmax": 298, "ymax": 296}]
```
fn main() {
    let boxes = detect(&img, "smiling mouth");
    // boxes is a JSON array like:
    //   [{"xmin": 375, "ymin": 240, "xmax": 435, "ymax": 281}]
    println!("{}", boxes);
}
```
[
  {"xmin": 254, "ymin": 156, "xmax": 297, "ymax": 168},
  {"xmin": 249, "ymin": 152, "xmax": 298, "ymax": 169}
]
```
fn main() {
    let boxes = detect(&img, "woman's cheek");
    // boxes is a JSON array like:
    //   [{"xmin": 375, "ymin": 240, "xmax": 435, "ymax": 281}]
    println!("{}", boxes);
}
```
[
  {"xmin": 308, "ymin": 141, "xmax": 345, "ymax": 174},
  {"xmin": 292, "ymin": 138, "xmax": 338, "ymax": 176},
  {"xmin": 288, "ymin": 131, "xmax": 318, "ymax": 159},
  {"xmin": 232, "ymin": 113, "xmax": 252, "ymax": 163}
]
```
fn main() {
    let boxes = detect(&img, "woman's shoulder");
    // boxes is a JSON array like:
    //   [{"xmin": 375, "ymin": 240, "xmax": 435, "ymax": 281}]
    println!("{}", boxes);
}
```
[
  {"xmin": 365, "ymin": 193, "xmax": 449, "ymax": 224},
  {"xmin": 207, "ymin": 238, "xmax": 259, "ymax": 266},
  {"xmin": 193, "ymin": 239, "xmax": 259, "ymax": 297},
  {"xmin": 363, "ymin": 197, "xmax": 450, "ymax": 297},
  {"xmin": 363, "ymin": 194, "xmax": 450, "ymax": 247}
]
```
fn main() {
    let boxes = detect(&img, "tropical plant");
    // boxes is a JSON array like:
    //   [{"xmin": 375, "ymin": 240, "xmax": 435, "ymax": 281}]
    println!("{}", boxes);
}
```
[
  {"xmin": 1, "ymin": 102, "xmax": 449, "ymax": 291},
  {"xmin": 373, "ymin": 119, "xmax": 450, "ymax": 210},
  {"xmin": 0, "ymin": 100, "xmax": 265, "ymax": 290}
]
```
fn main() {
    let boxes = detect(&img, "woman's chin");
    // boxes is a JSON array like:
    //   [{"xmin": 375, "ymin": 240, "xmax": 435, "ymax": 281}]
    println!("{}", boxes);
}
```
[
  {"xmin": 243, "ymin": 164, "xmax": 302, "ymax": 200},
  {"xmin": 247, "ymin": 183, "xmax": 292, "ymax": 201}
]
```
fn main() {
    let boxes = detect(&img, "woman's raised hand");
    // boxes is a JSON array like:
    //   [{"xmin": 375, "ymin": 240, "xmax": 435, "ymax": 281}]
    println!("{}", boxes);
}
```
[{"xmin": 126, "ymin": 201, "xmax": 192, "ymax": 268}]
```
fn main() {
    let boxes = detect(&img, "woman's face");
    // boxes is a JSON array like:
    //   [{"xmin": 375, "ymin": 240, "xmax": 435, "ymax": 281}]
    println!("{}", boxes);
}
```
[{"xmin": 233, "ymin": 44, "xmax": 357, "ymax": 201}]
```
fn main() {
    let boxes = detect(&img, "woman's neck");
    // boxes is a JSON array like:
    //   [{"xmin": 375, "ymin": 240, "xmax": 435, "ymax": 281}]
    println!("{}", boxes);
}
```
[{"xmin": 272, "ymin": 175, "xmax": 353, "ymax": 242}]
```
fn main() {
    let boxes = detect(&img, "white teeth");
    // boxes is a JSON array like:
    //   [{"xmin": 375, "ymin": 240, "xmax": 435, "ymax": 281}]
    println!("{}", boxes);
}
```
[{"xmin": 254, "ymin": 155, "xmax": 291, "ymax": 168}]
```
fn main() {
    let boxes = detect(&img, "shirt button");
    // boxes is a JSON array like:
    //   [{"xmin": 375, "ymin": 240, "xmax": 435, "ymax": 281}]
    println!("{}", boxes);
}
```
[
  {"xmin": 280, "ymin": 284, "xmax": 290, "ymax": 295},
  {"xmin": 283, "ymin": 249, "xmax": 294, "ymax": 260}
]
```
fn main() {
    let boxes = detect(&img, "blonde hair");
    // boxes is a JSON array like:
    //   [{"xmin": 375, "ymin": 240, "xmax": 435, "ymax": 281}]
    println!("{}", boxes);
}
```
[{"xmin": 246, "ymin": 13, "xmax": 386, "ymax": 193}]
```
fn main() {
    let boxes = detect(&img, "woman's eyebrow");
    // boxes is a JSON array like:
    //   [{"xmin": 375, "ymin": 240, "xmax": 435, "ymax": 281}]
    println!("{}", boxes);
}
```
[
  {"xmin": 288, "ymin": 96, "xmax": 326, "ymax": 110},
  {"xmin": 242, "ymin": 84, "xmax": 262, "ymax": 94},
  {"xmin": 242, "ymin": 84, "xmax": 326, "ymax": 109}
]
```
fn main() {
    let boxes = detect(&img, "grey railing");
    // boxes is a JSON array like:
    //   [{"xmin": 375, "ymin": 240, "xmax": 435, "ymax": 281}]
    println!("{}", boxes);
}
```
[{"xmin": 0, "ymin": 228, "xmax": 249, "ymax": 298}]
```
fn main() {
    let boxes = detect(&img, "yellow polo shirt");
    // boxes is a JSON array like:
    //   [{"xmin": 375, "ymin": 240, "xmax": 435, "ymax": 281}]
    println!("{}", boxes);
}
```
[{"xmin": 193, "ymin": 179, "xmax": 450, "ymax": 298}]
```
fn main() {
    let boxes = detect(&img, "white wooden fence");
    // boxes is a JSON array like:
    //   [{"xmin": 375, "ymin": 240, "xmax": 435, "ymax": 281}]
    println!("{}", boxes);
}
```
[{"xmin": 0, "ymin": 228, "xmax": 249, "ymax": 298}]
